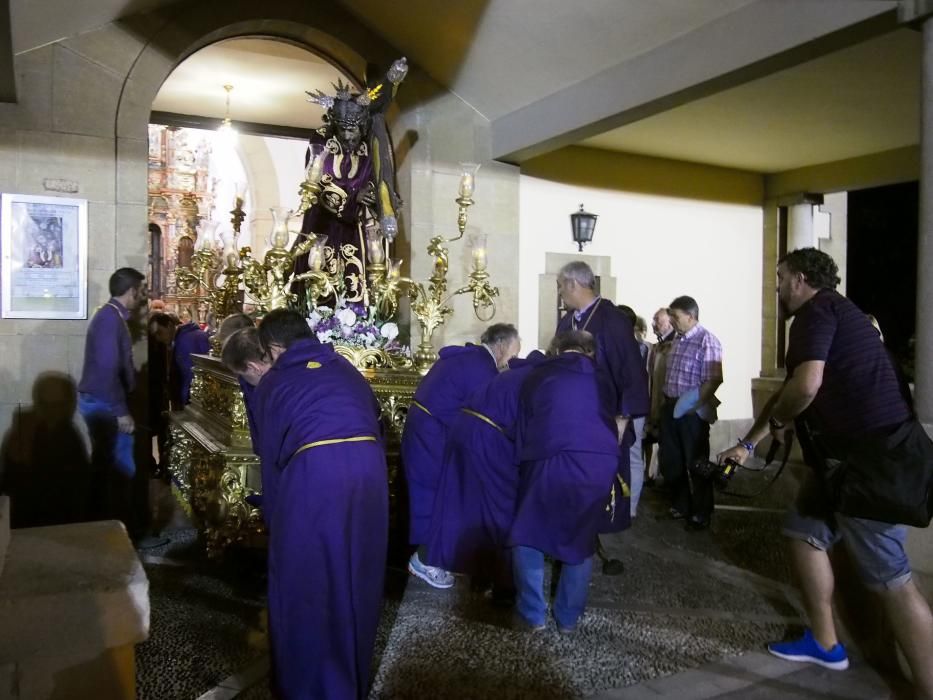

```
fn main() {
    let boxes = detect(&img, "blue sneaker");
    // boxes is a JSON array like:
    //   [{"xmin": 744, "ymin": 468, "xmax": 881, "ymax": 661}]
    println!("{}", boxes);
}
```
[{"xmin": 767, "ymin": 629, "xmax": 849, "ymax": 670}]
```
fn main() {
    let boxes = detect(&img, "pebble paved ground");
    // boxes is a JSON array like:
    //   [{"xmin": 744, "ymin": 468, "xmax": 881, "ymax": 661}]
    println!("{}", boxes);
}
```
[{"xmin": 137, "ymin": 461, "xmax": 927, "ymax": 699}]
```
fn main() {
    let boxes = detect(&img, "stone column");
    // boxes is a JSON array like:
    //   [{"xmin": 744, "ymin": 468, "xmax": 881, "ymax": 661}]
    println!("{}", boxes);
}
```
[
  {"xmin": 787, "ymin": 203, "xmax": 816, "ymax": 252},
  {"xmin": 916, "ymin": 14, "xmax": 933, "ymax": 425}
]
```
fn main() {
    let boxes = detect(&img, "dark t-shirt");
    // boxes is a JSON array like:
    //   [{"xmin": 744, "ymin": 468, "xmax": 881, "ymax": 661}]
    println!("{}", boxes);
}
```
[{"xmin": 785, "ymin": 289, "xmax": 910, "ymax": 437}]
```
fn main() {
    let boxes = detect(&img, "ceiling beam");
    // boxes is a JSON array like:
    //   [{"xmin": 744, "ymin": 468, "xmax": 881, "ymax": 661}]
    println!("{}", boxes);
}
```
[
  {"xmin": 150, "ymin": 111, "xmax": 310, "ymax": 140},
  {"xmin": 492, "ymin": 0, "xmax": 900, "ymax": 164}
]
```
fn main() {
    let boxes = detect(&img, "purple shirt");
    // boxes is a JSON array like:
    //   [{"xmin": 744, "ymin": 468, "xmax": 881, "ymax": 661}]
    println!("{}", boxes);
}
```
[
  {"xmin": 663, "ymin": 324, "xmax": 723, "ymax": 399},
  {"xmin": 786, "ymin": 289, "xmax": 910, "ymax": 436},
  {"xmin": 77, "ymin": 298, "xmax": 135, "ymax": 415}
]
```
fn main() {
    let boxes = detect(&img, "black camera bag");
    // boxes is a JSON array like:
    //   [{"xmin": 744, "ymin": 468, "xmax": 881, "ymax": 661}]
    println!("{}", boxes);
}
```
[{"xmin": 805, "ymin": 418, "xmax": 933, "ymax": 528}]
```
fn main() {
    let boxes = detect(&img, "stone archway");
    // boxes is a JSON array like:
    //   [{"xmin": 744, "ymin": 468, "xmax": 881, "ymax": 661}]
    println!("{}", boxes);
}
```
[{"xmin": 110, "ymin": 0, "xmax": 402, "ymax": 273}]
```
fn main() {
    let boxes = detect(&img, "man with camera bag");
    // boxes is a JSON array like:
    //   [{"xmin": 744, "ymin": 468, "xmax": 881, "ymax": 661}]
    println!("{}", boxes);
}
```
[{"xmin": 718, "ymin": 248, "xmax": 933, "ymax": 697}]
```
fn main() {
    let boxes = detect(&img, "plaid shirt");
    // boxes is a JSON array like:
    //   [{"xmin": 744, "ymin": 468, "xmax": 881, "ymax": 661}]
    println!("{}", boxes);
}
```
[{"xmin": 663, "ymin": 324, "xmax": 723, "ymax": 399}]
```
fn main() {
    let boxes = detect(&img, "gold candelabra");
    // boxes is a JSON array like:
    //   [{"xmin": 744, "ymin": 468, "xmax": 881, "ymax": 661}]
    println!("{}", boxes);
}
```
[
  {"xmin": 176, "ymin": 164, "xmax": 498, "ymax": 372},
  {"xmin": 376, "ymin": 163, "xmax": 498, "ymax": 370}
]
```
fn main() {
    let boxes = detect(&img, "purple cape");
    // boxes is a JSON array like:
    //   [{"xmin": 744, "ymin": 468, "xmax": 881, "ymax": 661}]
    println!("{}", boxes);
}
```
[
  {"xmin": 253, "ymin": 338, "xmax": 387, "ymax": 699},
  {"xmin": 401, "ymin": 344, "xmax": 498, "ymax": 545},
  {"xmin": 425, "ymin": 351, "xmax": 546, "ymax": 573},
  {"xmin": 508, "ymin": 353, "xmax": 619, "ymax": 564}
]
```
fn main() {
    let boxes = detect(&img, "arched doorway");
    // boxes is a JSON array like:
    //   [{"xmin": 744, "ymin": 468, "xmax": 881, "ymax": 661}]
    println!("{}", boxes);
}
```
[{"xmin": 145, "ymin": 36, "xmax": 358, "ymax": 318}]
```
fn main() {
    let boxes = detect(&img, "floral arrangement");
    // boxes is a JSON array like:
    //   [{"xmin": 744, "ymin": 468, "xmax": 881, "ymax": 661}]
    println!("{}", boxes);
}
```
[{"xmin": 306, "ymin": 300, "xmax": 409, "ymax": 355}]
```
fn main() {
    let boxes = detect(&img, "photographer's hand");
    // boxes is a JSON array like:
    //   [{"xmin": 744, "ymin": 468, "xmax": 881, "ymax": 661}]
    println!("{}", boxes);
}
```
[{"xmin": 717, "ymin": 443, "xmax": 750, "ymax": 466}]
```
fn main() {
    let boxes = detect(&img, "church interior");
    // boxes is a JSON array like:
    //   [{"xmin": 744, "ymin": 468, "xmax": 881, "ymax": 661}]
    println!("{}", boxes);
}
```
[{"xmin": 0, "ymin": 0, "xmax": 932, "ymax": 698}]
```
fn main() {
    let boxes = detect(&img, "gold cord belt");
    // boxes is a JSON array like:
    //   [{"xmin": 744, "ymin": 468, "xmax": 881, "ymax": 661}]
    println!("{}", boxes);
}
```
[
  {"xmin": 461, "ymin": 408, "xmax": 504, "ymax": 433},
  {"xmin": 412, "ymin": 400, "xmax": 432, "ymax": 416},
  {"xmin": 291, "ymin": 435, "xmax": 378, "ymax": 460}
]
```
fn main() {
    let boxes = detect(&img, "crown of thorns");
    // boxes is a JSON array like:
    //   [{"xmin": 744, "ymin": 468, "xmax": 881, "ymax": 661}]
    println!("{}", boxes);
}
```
[{"xmin": 305, "ymin": 79, "xmax": 373, "ymax": 110}]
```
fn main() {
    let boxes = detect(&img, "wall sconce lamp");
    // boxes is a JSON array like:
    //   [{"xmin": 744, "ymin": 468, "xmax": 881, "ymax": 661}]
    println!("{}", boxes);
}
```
[{"xmin": 570, "ymin": 204, "xmax": 597, "ymax": 252}]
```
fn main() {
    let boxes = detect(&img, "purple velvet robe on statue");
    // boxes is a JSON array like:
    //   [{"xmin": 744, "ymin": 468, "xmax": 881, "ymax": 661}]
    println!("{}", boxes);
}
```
[
  {"xmin": 557, "ymin": 298, "xmax": 650, "ymax": 533},
  {"xmin": 508, "ymin": 353, "xmax": 619, "ymax": 564},
  {"xmin": 425, "ymin": 351, "xmax": 546, "ymax": 574},
  {"xmin": 253, "ymin": 338, "xmax": 388, "ymax": 700},
  {"xmin": 294, "ymin": 131, "xmax": 374, "ymax": 287},
  {"xmin": 401, "ymin": 344, "xmax": 498, "ymax": 545}
]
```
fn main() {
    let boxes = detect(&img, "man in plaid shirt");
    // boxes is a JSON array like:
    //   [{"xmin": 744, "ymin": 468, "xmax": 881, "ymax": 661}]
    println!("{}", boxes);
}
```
[{"xmin": 660, "ymin": 295, "xmax": 723, "ymax": 531}]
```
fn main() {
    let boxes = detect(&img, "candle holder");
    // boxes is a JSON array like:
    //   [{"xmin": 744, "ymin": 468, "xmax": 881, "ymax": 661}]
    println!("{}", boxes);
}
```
[
  {"xmin": 452, "ymin": 162, "xmax": 480, "ymax": 241},
  {"xmin": 297, "ymin": 143, "xmax": 327, "ymax": 215},
  {"xmin": 360, "ymin": 162, "xmax": 499, "ymax": 370}
]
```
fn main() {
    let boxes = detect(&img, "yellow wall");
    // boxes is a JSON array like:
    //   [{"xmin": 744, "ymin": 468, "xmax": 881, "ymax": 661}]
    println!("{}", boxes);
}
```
[
  {"xmin": 765, "ymin": 145, "xmax": 919, "ymax": 199},
  {"xmin": 522, "ymin": 146, "xmax": 764, "ymax": 206}
]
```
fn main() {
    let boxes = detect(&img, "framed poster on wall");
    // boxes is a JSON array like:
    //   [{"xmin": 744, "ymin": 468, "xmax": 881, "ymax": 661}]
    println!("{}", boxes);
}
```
[{"xmin": 1, "ymin": 193, "xmax": 88, "ymax": 319}]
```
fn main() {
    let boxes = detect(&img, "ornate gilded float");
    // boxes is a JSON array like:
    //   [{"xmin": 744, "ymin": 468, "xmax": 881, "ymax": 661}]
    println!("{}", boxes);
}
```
[{"xmin": 167, "ymin": 158, "xmax": 498, "ymax": 556}]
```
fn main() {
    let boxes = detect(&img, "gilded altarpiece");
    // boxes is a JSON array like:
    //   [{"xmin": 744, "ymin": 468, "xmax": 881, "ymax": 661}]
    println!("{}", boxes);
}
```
[{"xmin": 148, "ymin": 125, "xmax": 216, "ymax": 318}]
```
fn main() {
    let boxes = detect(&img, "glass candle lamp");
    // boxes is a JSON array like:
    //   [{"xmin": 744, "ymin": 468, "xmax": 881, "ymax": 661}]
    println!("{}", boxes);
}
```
[
  {"xmin": 387, "ymin": 258, "xmax": 402, "ymax": 281},
  {"xmin": 308, "ymin": 235, "xmax": 328, "ymax": 272},
  {"xmin": 458, "ymin": 162, "xmax": 481, "ymax": 199},
  {"xmin": 268, "ymin": 207, "xmax": 294, "ymax": 249},
  {"xmin": 469, "ymin": 233, "xmax": 488, "ymax": 272}
]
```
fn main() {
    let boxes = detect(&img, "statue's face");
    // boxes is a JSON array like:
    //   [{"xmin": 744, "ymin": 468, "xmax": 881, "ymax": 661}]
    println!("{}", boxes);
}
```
[{"xmin": 337, "ymin": 123, "xmax": 362, "ymax": 151}]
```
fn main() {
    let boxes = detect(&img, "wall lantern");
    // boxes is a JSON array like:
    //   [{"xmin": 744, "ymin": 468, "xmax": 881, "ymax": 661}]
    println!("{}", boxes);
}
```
[{"xmin": 570, "ymin": 204, "xmax": 597, "ymax": 252}]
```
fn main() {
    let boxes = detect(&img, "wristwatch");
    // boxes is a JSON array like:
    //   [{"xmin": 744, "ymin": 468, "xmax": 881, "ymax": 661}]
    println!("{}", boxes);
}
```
[
  {"xmin": 769, "ymin": 416, "xmax": 786, "ymax": 431},
  {"xmin": 736, "ymin": 439, "xmax": 754, "ymax": 452}
]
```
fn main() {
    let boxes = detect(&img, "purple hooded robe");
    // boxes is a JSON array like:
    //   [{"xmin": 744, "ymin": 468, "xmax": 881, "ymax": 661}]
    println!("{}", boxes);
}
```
[
  {"xmin": 508, "ymin": 352, "xmax": 619, "ymax": 564},
  {"xmin": 171, "ymin": 321, "xmax": 210, "ymax": 407},
  {"xmin": 401, "ymin": 344, "xmax": 498, "ymax": 545},
  {"xmin": 253, "ymin": 338, "xmax": 387, "ymax": 700},
  {"xmin": 424, "ymin": 351, "xmax": 546, "ymax": 575}
]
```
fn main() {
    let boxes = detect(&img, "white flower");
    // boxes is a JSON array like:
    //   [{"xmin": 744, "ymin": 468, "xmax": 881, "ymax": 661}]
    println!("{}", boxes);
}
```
[
  {"xmin": 307, "ymin": 311, "xmax": 322, "ymax": 327},
  {"xmin": 336, "ymin": 307, "xmax": 357, "ymax": 327},
  {"xmin": 380, "ymin": 322, "xmax": 399, "ymax": 342},
  {"xmin": 317, "ymin": 330, "xmax": 334, "ymax": 343}
]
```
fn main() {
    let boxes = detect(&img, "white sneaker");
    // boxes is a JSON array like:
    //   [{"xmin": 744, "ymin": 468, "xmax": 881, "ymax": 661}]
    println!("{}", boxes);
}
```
[{"xmin": 407, "ymin": 552, "xmax": 455, "ymax": 589}]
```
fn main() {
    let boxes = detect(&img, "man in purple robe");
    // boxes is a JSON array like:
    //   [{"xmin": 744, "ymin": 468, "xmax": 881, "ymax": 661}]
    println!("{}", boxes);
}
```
[
  {"xmin": 508, "ymin": 331, "xmax": 619, "ymax": 632},
  {"xmin": 250, "ymin": 309, "xmax": 388, "ymax": 700},
  {"xmin": 556, "ymin": 262, "xmax": 650, "ymax": 539},
  {"xmin": 402, "ymin": 323, "xmax": 521, "ymax": 588},
  {"xmin": 425, "ymin": 350, "xmax": 546, "ymax": 599},
  {"xmin": 148, "ymin": 312, "xmax": 210, "ymax": 407},
  {"xmin": 78, "ymin": 267, "xmax": 147, "ymax": 523}
]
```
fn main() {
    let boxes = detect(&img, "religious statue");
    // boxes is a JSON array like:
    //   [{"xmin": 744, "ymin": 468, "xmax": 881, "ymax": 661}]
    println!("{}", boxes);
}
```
[{"xmin": 293, "ymin": 57, "xmax": 409, "ymax": 307}]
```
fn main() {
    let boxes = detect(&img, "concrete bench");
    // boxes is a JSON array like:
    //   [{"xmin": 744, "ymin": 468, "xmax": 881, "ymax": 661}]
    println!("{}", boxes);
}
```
[{"xmin": 0, "ymin": 496, "xmax": 149, "ymax": 700}]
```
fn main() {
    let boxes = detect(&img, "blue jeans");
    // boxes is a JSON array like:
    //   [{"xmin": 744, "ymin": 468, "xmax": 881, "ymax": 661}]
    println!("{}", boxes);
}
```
[
  {"xmin": 512, "ymin": 545, "xmax": 593, "ymax": 629},
  {"xmin": 78, "ymin": 394, "xmax": 135, "ymax": 479},
  {"xmin": 629, "ymin": 416, "xmax": 646, "ymax": 517}
]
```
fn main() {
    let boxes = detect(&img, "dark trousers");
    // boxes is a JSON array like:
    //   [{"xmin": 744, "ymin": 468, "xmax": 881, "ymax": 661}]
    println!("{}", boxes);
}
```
[{"xmin": 659, "ymin": 399, "xmax": 714, "ymax": 521}]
